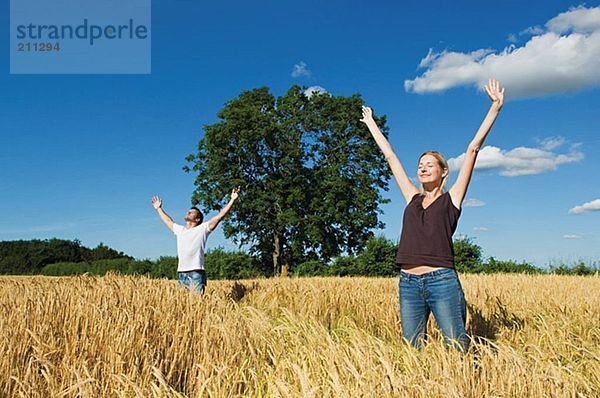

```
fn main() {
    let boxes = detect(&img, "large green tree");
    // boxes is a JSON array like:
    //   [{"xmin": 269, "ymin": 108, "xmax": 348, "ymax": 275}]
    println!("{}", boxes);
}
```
[{"xmin": 184, "ymin": 86, "xmax": 391, "ymax": 275}]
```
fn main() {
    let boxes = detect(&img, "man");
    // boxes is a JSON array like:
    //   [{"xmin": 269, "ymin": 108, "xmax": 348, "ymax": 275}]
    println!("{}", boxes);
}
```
[{"xmin": 151, "ymin": 188, "xmax": 240, "ymax": 293}]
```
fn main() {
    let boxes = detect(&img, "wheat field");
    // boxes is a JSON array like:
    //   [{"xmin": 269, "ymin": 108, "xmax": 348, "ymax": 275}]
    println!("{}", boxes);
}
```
[{"xmin": 1, "ymin": 274, "xmax": 599, "ymax": 397}]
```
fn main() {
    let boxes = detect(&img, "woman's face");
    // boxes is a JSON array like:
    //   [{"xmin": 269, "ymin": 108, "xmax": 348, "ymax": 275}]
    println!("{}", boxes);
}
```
[{"xmin": 417, "ymin": 154, "xmax": 446, "ymax": 186}]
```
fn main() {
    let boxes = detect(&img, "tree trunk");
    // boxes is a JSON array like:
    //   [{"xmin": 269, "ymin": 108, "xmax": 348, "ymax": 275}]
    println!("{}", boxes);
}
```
[
  {"xmin": 273, "ymin": 233, "xmax": 281, "ymax": 276},
  {"xmin": 273, "ymin": 233, "xmax": 288, "ymax": 277}
]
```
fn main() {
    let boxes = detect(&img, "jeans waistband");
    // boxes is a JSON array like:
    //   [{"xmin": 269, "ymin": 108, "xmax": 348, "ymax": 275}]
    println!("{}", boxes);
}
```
[
  {"xmin": 178, "ymin": 269, "xmax": 205, "ymax": 275},
  {"xmin": 400, "ymin": 267, "xmax": 456, "ymax": 281}
]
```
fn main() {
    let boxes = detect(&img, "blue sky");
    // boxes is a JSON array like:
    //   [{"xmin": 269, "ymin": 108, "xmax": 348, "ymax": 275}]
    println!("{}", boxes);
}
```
[{"xmin": 1, "ymin": 0, "xmax": 599, "ymax": 267}]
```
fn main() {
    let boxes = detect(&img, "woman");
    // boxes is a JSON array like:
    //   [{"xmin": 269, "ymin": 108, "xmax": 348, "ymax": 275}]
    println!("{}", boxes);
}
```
[{"xmin": 360, "ymin": 79, "xmax": 505, "ymax": 351}]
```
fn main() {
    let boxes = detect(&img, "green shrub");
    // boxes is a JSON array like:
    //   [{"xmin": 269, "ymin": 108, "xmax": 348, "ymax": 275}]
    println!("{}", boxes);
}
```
[
  {"xmin": 42, "ymin": 258, "xmax": 149, "ymax": 277},
  {"xmin": 150, "ymin": 256, "xmax": 178, "ymax": 279},
  {"xmin": 454, "ymin": 236, "xmax": 483, "ymax": 273},
  {"xmin": 482, "ymin": 257, "xmax": 541, "ymax": 274},
  {"xmin": 293, "ymin": 260, "xmax": 327, "ymax": 277},
  {"xmin": 329, "ymin": 256, "xmax": 360, "ymax": 276},
  {"xmin": 205, "ymin": 248, "xmax": 266, "ymax": 280},
  {"xmin": 355, "ymin": 235, "xmax": 397, "ymax": 276},
  {"xmin": 549, "ymin": 261, "xmax": 598, "ymax": 276}
]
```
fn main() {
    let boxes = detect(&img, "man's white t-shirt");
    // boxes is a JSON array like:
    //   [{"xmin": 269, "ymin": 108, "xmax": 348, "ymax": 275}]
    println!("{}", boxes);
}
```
[{"xmin": 173, "ymin": 222, "xmax": 212, "ymax": 272}]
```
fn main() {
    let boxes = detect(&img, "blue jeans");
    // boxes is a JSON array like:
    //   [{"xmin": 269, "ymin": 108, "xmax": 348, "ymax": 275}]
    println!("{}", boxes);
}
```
[
  {"xmin": 399, "ymin": 268, "xmax": 468, "ymax": 351},
  {"xmin": 178, "ymin": 270, "xmax": 207, "ymax": 294}
]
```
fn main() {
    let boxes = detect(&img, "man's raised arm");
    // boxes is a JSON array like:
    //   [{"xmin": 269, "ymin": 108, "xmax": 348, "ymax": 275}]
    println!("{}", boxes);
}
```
[
  {"xmin": 208, "ymin": 188, "xmax": 240, "ymax": 231},
  {"xmin": 151, "ymin": 196, "xmax": 174, "ymax": 232}
]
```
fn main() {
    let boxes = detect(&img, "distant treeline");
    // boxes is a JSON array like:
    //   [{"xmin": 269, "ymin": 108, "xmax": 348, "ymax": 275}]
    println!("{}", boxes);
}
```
[
  {"xmin": 0, "ymin": 239, "xmax": 129, "ymax": 275},
  {"xmin": 1, "ymin": 237, "xmax": 598, "ymax": 279}
]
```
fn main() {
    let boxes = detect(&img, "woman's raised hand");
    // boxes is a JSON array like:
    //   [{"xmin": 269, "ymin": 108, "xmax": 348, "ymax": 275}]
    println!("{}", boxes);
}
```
[
  {"xmin": 484, "ymin": 79, "xmax": 505, "ymax": 108},
  {"xmin": 360, "ymin": 105, "xmax": 375, "ymax": 125}
]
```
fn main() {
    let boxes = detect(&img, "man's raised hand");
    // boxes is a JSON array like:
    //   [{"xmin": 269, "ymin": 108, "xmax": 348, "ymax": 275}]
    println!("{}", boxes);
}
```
[
  {"xmin": 230, "ymin": 187, "xmax": 241, "ymax": 201},
  {"xmin": 151, "ymin": 196, "xmax": 163, "ymax": 210}
]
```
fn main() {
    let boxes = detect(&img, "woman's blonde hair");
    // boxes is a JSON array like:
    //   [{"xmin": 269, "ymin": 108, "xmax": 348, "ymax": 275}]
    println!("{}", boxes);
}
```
[{"xmin": 419, "ymin": 151, "xmax": 449, "ymax": 192}]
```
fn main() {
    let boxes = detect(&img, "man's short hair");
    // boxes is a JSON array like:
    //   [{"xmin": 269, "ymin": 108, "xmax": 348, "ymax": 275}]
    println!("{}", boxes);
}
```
[{"xmin": 190, "ymin": 207, "xmax": 204, "ymax": 223}]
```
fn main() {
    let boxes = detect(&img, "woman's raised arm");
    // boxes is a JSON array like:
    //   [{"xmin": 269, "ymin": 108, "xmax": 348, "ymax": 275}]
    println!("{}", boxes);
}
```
[
  {"xmin": 360, "ymin": 106, "xmax": 419, "ymax": 203},
  {"xmin": 449, "ymin": 79, "xmax": 505, "ymax": 209}
]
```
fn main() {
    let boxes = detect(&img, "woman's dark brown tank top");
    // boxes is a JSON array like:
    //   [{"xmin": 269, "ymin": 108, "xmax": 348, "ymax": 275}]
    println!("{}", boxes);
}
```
[{"xmin": 396, "ymin": 192, "xmax": 461, "ymax": 268}]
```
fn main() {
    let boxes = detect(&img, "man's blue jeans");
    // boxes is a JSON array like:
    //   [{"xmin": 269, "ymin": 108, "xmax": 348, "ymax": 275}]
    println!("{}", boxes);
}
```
[
  {"xmin": 178, "ymin": 270, "xmax": 206, "ymax": 294},
  {"xmin": 399, "ymin": 268, "xmax": 469, "ymax": 351}
]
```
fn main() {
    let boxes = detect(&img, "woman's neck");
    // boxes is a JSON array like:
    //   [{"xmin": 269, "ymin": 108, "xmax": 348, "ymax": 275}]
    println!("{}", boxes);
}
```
[{"xmin": 422, "ymin": 185, "xmax": 443, "ymax": 198}]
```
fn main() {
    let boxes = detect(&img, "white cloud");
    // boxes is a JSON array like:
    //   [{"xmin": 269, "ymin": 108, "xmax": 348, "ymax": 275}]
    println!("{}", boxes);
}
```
[
  {"xmin": 563, "ymin": 234, "xmax": 583, "ymax": 239},
  {"xmin": 538, "ymin": 136, "xmax": 566, "ymax": 151},
  {"xmin": 507, "ymin": 26, "xmax": 544, "ymax": 43},
  {"xmin": 291, "ymin": 61, "xmax": 311, "ymax": 78},
  {"xmin": 448, "ymin": 138, "xmax": 583, "ymax": 176},
  {"xmin": 569, "ymin": 199, "xmax": 600, "ymax": 214},
  {"xmin": 405, "ymin": 6, "xmax": 600, "ymax": 98},
  {"xmin": 303, "ymin": 85, "xmax": 328, "ymax": 98},
  {"xmin": 520, "ymin": 25, "xmax": 545, "ymax": 36},
  {"xmin": 473, "ymin": 227, "xmax": 489, "ymax": 232},
  {"xmin": 507, "ymin": 33, "xmax": 518, "ymax": 43},
  {"xmin": 546, "ymin": 6, "xmax": 600, "ymax": 33},
  {"xmin": 464, "ymin": 198, "xmax": 486, "ymax": 207}
]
